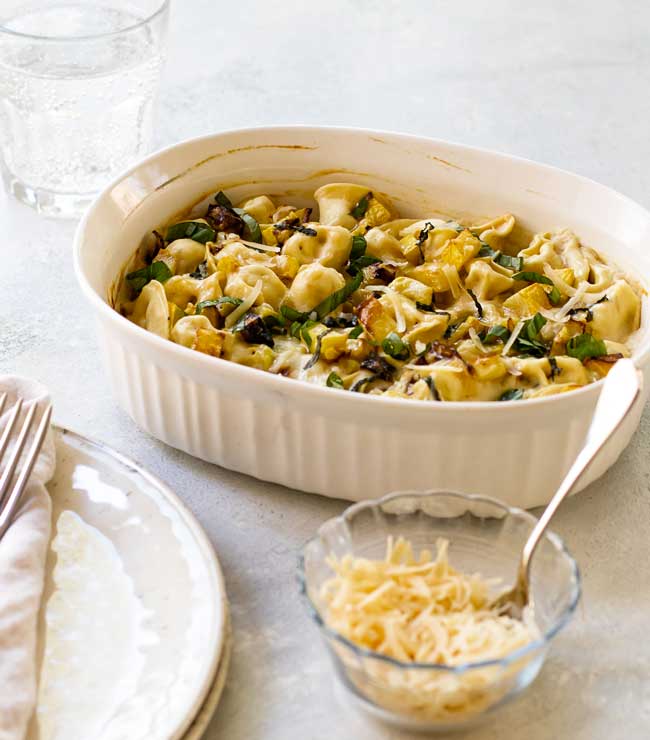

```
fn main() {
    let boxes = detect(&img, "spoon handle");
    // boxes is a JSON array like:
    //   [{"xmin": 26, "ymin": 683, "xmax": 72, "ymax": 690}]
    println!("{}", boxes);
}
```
[{"xmin": 519, "ymin": 358, "xmax": 643, "ymax": 585}]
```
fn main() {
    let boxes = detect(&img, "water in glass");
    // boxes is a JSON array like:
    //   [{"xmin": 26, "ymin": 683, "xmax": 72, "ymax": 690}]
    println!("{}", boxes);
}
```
[{"xmin": 0, "ymin": 2, "xmax": 168, "ymax": 217}]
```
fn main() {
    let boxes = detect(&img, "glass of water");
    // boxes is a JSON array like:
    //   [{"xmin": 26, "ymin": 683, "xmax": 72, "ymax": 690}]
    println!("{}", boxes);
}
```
[{"xmin": 0, "ymin": 0, "xmax": 169, "ymax": 218}]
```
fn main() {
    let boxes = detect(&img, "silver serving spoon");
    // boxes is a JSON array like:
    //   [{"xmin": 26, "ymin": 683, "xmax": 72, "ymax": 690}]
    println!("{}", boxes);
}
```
[{"xmin": 492, "ymin": 358, "xmax": 643, "ymax": 617}]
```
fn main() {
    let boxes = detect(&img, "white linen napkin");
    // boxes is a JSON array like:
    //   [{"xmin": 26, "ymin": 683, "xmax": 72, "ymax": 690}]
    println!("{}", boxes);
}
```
[{"xmin": 0, "ymin": 377, "xmax": 55, "ymax": 740}]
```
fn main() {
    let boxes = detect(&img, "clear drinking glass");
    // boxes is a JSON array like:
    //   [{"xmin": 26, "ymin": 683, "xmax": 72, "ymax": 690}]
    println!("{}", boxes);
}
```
[{"xmin": 0, "ymin": 0, "xmax": 169, "ymax": 218}]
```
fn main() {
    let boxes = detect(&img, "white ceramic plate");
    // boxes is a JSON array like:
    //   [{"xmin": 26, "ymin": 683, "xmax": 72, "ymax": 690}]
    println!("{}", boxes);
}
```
[
  {"xmin": 27, "ymin": 426, "xmax": 228, "ymax": 740},
  {"xmin": 182, "ymin": 615, "xmax": 231, "ymax": 740}
]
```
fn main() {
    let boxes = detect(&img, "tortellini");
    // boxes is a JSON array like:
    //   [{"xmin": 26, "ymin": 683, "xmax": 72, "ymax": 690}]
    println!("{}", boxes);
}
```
[
  {"xmin": 286, "ymin": 263, "xmax": 345, "ymax": 313},
  {"xmin": 118, "ymin": 184, "xmax": 643, "ymax": 402},
  {"xmin": 283, "ymin": 224, "xmax": 352, "ymax": 270},
  {"xmin": 130, "ymin": 281, "xmax": 170, "ymax": 339},
  {"xmin": 155, "ymin": 238, "xmax": 206, "ymax": 275},
  {"xmin": 225, "ymin": 264, "xmax": 287, "ymax": 310}
]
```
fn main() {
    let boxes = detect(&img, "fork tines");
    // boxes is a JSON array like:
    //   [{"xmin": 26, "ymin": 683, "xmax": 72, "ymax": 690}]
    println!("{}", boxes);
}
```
[{"xmin": 0, "ymin": 396, "xmax": 52, "ymax": 540}]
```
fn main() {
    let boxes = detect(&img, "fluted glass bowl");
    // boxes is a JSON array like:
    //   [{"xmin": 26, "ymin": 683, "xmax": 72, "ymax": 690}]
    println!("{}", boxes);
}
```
[{"xmin": 298, "ymin": 491, "xmax": 581, "ymax": 732}]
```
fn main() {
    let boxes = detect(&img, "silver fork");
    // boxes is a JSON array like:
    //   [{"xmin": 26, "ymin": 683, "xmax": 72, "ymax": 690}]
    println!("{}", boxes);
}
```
[{"xmin": 0, "ymin": 393, "xmax": 53, "ymax": 541}]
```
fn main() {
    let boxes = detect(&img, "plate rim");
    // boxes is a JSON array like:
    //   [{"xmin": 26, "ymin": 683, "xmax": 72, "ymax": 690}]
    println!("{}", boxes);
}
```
[{"xmin": 48, "ymin": 423, "xmax": 228, "ymax": 740}]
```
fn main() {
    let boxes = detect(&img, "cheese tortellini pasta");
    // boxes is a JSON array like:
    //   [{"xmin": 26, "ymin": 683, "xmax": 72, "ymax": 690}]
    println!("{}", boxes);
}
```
[{"xmin": 117, "ymin": 184, "xmax": 643, "ymax": 402}]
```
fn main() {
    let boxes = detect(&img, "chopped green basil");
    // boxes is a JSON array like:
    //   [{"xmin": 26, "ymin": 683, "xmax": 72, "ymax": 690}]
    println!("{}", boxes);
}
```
[
  {"xmin": 499, "ymin": 389, "xmax": 524, "ymax": 401},
  {"xmin": 513, "ymin": 312, "xmax": 548, "ymax": 357},
  {"xmin": 467, "ymin": 288, "xmax": 483, "ymax": 318},
  {"xmin": 444, "ymin": 321, "xmax": 462, "ymax": 339},
  {"xmin": 300, "ymin": 320, "xmax": 318, "ymax": 350},
  {"xmin": 348, "ymin": 254, "xmax": 381, "ymax": 276},
  {"xmin": 349, "ymin": 324, "xmax": 363, "ymax": 339},
  {"xmin": 281, "ymin": 305, "xmax": 312, "ymax": 322},
  {"xmin": 326, "ymin": 372, "xmax": 344, "ymax": 389},
  {"xmin": 274, "ymin": 220, "xmax": 317, "ymax": 237},
  {"xmin": 304, "ymin": 330, "xmax": 331, "ymax": 370},
  {"xmin": 512, "ymin": 270, "xmax": 552, "ymax": 284},
  {"xmin": 416, "ymin": 303, "xmax": 451, "ymax": 319},
  {"xmin": 214, "ymin": 190, "xmax": 233, "ymax": 208},
  {"xmin": 212, "ymin": 190, "xmax": 262, "ymax": 242},
  {"xmin": 566, "ymin": 333, "xmax": 608, "ymax": 362},
  {"xmin": 424, "ymin": 375, "xmax": 440, "ymax": 401},
  {"xmin": 311, "ymin": 272, "xmax": 363, "ymax": 320},
  {"xmin": 347, "ymin": 235, "xmax": 380, "ymax": 276},
  {"xmin": 350, "ymin": 235, "xmax": 367, "ymax": 261},
  {"xmin": 417, "ymin": 222, "xmax": 436, "ymax": 246},
  {"xmin": 233, "ymin": 208, "xmax": 262, "ymax": 243},
  {"xmin": 512, "ymin": 271, "xmax": 561, "ymax": 305},
  {"xmin": 350, "ymin": 192, "xmax": 372, "ymax": 219},
  {"xmin": 126, "ymin": 261, "xmax": 172, "ymax": 292},
  {"xmin": 350, "ymin": 374, "xmax": 377, "ymax": 393},
  {"xmin": 263, "ymin": 314, "xmax": 286, "ymax": 333},
  {"xmin": 549, "ymin": 356, "xmax": 560, "ymax": 380},
  {"xmin": 382, "ymin": 332, "xmax": 410, "ymax": 361},
  {"xmin": 496, "ymin": 253, "xmax": 524, "ymax": 271},
  {"xmin": 482, "ymin": 324, "xmax": 511, "ymax": 344},
  {"xmin": 195, "ymin": 296, "xmax": 243, "ymax": 315},
  {"xmin": 479, "ymin": 244, "xmax": 524, "ymax": 271},
  {"xmin": 166, "ymin": 221, "xmax": 216, "ymax": 244}
]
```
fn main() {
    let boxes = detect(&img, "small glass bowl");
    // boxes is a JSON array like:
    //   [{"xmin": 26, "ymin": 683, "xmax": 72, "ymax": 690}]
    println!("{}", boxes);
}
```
[{"xmin": 298, "ymin": 491, "xmax": 581, "ymax": 732}]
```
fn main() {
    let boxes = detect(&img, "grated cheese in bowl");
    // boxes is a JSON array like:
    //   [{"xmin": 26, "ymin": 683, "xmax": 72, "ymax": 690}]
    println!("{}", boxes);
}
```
[{"xmin": 299, "ymin": 491, "xmax": 581, "ymax": 730}]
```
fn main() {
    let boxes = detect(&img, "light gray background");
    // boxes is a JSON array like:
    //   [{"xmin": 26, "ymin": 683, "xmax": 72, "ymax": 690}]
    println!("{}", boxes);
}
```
[{"xmin": 2, "ymin": 1, "xmax": 650, "ymax": 738}]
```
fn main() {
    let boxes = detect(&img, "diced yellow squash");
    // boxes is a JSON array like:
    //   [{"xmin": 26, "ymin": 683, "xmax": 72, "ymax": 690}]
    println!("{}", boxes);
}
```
[
  {"xmin": 364, "ymin": 197, "xmax": 393, "ymax": 227},
  {"xmin": 404, "ymin": 264, "xmax": 450, "ymax": 292},
  {"xmin": 193, "ymin": 327, "xmax": 233, "ymax": 358},
  {"xmin": 262, "ymin": 226, "xmax": 278, "ymax": 246},
  {"xmin": 356, "ymin": 296, "xmax": 397, "ymax": 341},
  {"xmin": 405, "ymin": 316, "xmax": 448, "ymax": 345},
  {"xmin": 503, "ymin": 283, "xmax": 551, "ymax": 317},
  {"xmin": 269, "ymin": 254, "xmax": 300, "ymax": 281},
  {"xmin": 389, "ymin": 276, "xmax": 433, "ymax": 305},
  {"xmin": 446, "ymin": 316, "xmax": 483, "ymax": 342},
  {"xmin": 347, "ymin": 338, "xmax": 373, "ymax": 362},
  {"xmin": 320, "ymin": 331, "xmax": 349, "ymax": 361},
  {"xmin": 399, "ymin": 233, "xmax": 423, "ymax": 263},
  {"xmin": 584, "ymin": 357, "xmax": 619, "ymax": 379},
  {"xmin": 472, "ymin": 356, "xmax": 507, "ymax": 381},
  {"xmin": 550, "ymin": 323, "xmax": 583, "ymax": 355},
  {"xmin": 435, "ymin": 231, "xmax": 481, "ymax": 270}
]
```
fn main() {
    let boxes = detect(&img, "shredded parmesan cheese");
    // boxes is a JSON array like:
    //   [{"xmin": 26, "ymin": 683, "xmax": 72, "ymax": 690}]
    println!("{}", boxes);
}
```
[
  {"xmin": 554, "ymin": 281, "xmax": 590, "ymax": 321},
  {"xmin": 238, "ymin": 239, "xmax": 281, "ymax": 253},
  {"xmin": 442, "ymin": 264, "xmax": 462, "ymax": 299},
  {"xmin": 468, "ymin": 326, "xmax": 488, "ymax": 354},
  {"xmin": 225, "ymin": 279, "xmax": 263, "ymax": 328},
  {"xmin": 371, "ymin": 286, "xmax": 407, "ymax": 332},
  {"xmin": 405, "ymin": 361, "xmax": 465, "ymax": 373},
  {"xmin": 320, "ymin": 537, "xmax": 537, "ymax": 722},
  {"xmin": 502, "ymin": 319, "xmax": 524, "ymax": 356},
  {"xmin": 543, "ymin": 264, "xmax": 577, "ymax": 297}
]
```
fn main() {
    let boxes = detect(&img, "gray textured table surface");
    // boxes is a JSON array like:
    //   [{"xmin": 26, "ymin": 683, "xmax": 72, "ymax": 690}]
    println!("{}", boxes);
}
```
[{"xmin": 2, "ymin": 1, "xmax": 650, "ymax": 738}]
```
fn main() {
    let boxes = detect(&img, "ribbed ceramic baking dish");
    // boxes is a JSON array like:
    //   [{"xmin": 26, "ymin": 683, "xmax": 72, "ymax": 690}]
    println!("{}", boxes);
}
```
[{"xmin": 73, "ymin": 126, "xmax": 650, "ymax": 507}]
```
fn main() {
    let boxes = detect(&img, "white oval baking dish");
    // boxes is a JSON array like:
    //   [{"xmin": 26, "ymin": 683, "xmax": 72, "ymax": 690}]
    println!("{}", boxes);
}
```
[{"xmin": 74, "ymin": 126, "xmax": 650, "ymax": 508}]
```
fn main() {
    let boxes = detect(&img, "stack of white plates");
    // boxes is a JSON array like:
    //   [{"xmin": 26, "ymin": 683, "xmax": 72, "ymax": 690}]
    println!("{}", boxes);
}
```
[{"xmin": 27, "ymin": 427, "xmax": 229, "ymax": 740}]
